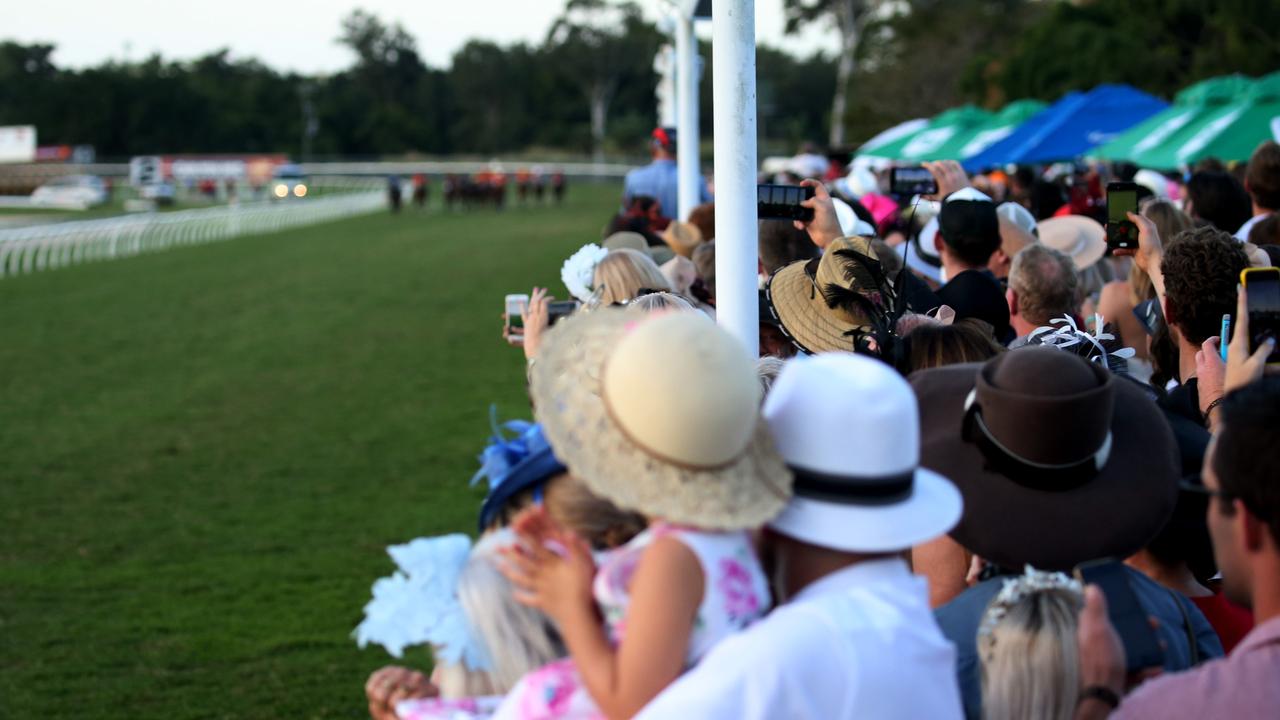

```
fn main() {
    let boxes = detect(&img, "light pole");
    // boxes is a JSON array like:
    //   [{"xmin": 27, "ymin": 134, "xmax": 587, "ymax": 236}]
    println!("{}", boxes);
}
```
[
  {"xmin": 674, "ymin": 12, "xmax": 699, "ymax": 222},
  {"xmin": 711, "ymin": 0, "xmax": 758, "ymax": 357}
]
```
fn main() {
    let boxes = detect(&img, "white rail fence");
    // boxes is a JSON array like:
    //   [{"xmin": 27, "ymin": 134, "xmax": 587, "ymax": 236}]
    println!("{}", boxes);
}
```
[{"xmin": 0, "ymin": 191, "xmax": 386, "ymax": 278}]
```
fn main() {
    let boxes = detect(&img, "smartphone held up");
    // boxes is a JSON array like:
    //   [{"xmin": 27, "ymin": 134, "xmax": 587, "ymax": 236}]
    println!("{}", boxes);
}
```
[
  {"xmin": 1241, "ymin": 267, "xmax": 1280, "ymax": 365},
  {"xmin": 1105, "ymin": 182, "xmax": 1139, "ymax": 251},
  {"xmin": 889, "ymin": 166, "xmax": 938, "ymax": 197},
  {"xmin": 503, "ymin": 293, "xmax": 581, "ymax": 346},
  {"xmin": 757, "ymin": 184, "xmax": 815, "ymax": 222}
]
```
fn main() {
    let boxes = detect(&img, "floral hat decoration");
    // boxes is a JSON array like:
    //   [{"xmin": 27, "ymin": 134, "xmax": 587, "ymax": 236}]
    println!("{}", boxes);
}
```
[
  {"xmin": 354, "ymin": 534, "xmax": 491, "ymax": 670},
  {"xmin": 977, "ymin": 565, "xmax": 1083, "ymax": 660},
  {"xmin": 561, "ymin": 243, "xmax": 610, "ymax": 303},
  {"xmin": 1024, "ymin": 315, "xmax": 1136, "ymax": 375},
  {"xmin": 471, "ymin": 408, "xmax": 567, "ymax": 532}
]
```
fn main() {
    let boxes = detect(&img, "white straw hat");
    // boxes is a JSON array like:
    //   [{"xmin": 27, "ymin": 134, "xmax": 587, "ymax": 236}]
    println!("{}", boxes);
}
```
[
  {"xmin": 1038, "ymin": 215, "xmax": 1106, "ymax": 270},
  {"xmin": 762, "ymin": 353, "xmax": 962, "ymax": 552},
  {"xmin": 530, "ymin": 309, "xmax": 792, "ymax": 529}
]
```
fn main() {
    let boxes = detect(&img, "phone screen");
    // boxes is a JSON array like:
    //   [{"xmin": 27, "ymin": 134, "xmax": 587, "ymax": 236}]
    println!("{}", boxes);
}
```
[
  {"xmin": 1106, "ymin": 183, "xmax": 1139, "ymax": 250},
  {"xmin": 1107, "ymin": 190, "xmax": 1136, "ymax": 224},
  {"xmin": 890, "ymin": 166, "xmax": 937, "ymax": 196},
  {"xmin": 505, "ymin": 294, "xmax": 528, "ymax": 331},
  {"xmin": 757, "ymin": 184, "xmax": 815, "ymax": 221},
  {"xmin": 1075, "ymin": 560, "xmax": 1164, "ymax": 672},
  {"xmin": 1245, "ymin": 268, "xmax": 1280, "ymax": 362}
]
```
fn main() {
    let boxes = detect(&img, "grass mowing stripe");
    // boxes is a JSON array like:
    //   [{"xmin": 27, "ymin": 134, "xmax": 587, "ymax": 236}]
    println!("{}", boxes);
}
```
[{"xmin": 0, "ymin": 182, "xmax": 620, "ymax": 719}]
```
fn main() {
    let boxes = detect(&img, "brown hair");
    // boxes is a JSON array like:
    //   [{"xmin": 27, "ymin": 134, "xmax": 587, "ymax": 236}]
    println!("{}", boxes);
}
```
[
  {"xmin": 482, "ymin": 473, "xmax": 645, "ymax": 550},
  {"xmin": 1245, "ymin": 140, "xmax": 1280, "ymax": 211},
  {"xmin": 687, "ymin": 202, "xmax": 715, "ymax": 241},
  {"xmin": 593, "ymin": 248, "xmax": 672, "ymax": 306},
  {"xmin": 543, "ymin": 474, "xmax": 647, "ymax": 550},
  {"xmin": 1161, "ymin": 226, "xmax": 1249, "ymax": 345},
  {"xmin": 896, "ymin": 318, "xmax": 1004, "ymax": 374}
]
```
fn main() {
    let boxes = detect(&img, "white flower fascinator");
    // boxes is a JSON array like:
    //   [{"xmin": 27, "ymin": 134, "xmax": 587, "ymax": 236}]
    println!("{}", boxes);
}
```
[
  {"xmin": 353, "ymin": 534, "xmax": 491, "ymax": 670},
  {"xmin": 561, "ymin": 243, "xmax": 609, "ymax": 303}
]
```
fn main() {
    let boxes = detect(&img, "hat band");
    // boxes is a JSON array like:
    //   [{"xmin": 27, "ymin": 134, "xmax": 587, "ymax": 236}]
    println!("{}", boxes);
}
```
[
  {"xmin": 962, "ymin": 389, "xmax": 1112, "ymax": 491},
  {"xmin": 910, "ymin": 232, "xmax": 942, "ymax": 268},
  {"xmin": 788, "ymin": 463, "xmax": 914, "ymax": 506}
]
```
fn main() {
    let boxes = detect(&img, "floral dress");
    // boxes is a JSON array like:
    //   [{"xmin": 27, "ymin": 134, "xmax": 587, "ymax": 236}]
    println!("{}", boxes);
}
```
[{"xmin": 397, "ymin": 524, "xmax": 770, "ymax": 720}]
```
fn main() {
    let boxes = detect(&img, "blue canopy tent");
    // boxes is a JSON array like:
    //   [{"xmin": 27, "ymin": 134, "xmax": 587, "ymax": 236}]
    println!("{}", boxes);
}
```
[{"xmin": 962, "ymin": 84, "xmax": 1168, "ymax": 171}]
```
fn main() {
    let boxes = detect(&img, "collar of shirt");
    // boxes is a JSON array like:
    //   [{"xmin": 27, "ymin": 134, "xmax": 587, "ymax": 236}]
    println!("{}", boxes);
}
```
[
  {"xmin": 792, "ymin": 556, "xmax": 913, "ymax": 604},
  {"xmin": 1235, "ymin": 615, "xmax": 1280, "ymax": 656}
]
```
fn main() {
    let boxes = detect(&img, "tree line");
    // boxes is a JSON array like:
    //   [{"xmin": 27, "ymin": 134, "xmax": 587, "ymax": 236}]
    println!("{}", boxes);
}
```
[{"xmin": 1, "ymin": 0, "xmax": 1276, "ymax": 160}]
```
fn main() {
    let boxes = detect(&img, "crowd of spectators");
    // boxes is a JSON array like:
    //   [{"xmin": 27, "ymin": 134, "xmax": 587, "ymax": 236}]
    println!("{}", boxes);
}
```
[{"xmin": 358, "ymin": 135, "xmax": 1280, "ymax": 720}]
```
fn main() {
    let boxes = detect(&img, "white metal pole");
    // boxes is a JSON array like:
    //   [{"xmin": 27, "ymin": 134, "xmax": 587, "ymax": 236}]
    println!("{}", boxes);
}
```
[
  {"xmin": 675, "ymin": 14, "xmax": 699, "ymax": 222},
  {"xmin": 712, "ymin": 0, "xmax": 758, "ymax": 358}
]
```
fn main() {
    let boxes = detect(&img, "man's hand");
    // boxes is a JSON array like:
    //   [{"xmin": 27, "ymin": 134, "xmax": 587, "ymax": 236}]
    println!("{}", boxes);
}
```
[
  {"xmin": 923, "ymin": 160, "xmax": 971, "ymax": 201},
  {"xmin": 1195, "ymin": 333, "xmax": 1226, "ymax": 420},
  {"xmin": 366, "ymin": 665, "xmax": 437, "ymax": 720},
  {"xmin": 792, "ymin": 179, "xmax": 844, "ymax": 249},
  {"xmin": 1075, "ymin": 586, "xmax": 1125, "ymax": 720}
]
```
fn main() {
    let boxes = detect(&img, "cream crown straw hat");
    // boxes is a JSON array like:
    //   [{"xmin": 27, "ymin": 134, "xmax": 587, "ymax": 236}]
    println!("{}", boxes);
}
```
[
  {"xmin": 763, "ymin": 353, "xmax": 962, "ymax": 552},
  {"xmin": 899, "ymin": 218, "xmax": 944, "ymax": 284},
  {"xmin": 765, "ymin": 235, "xmax": 902, "ymax": 355},
  {"xmin": 1037, "ymin": 215, "xmax": 1106, "ymax": 271},
  {"xmin": 529, "ymin": 308, "xmax": 792, "ymax": 529},
  {"xmin": 661, "ymin": 221, "xmax": 704, "ymax": 259}
]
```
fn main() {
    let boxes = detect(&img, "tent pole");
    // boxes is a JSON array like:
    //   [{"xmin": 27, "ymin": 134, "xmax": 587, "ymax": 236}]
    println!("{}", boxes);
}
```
[{"xmin": 711, "ymin": 0, "xmax": 758, "ymax": 358}]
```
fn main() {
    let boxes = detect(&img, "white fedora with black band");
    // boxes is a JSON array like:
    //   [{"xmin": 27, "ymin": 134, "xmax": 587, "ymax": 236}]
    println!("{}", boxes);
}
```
[{"xmin": 762, "ymin": 353, "xmax": 963, "ymax": 553}]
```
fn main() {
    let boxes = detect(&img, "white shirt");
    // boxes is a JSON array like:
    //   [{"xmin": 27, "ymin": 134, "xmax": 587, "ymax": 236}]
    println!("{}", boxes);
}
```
[
  {"xmin": 636, "ymin": 558, "xmax": 963, "ymax": 720},
  {"xmin": 1235, "ymin": 212, "xmax": 1271, "ymax": 242}
]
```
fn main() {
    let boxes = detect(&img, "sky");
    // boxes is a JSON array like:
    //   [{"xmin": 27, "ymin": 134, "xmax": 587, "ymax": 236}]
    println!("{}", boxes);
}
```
[{"xmin": 6, "ymin": 0, "xmax": 841, "ymax": 73}]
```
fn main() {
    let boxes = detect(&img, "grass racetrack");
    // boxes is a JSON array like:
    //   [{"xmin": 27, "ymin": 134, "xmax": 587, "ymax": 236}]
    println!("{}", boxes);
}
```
[{"xmin": 0, "ymin": 182, "xmax": 621, "ymax": 719}]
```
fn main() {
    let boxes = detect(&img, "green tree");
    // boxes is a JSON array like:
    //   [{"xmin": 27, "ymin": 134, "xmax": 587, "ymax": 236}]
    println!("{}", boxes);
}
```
[{"xmin": 543, "ymin": 0, "xmax": 663, "ymax": 161}]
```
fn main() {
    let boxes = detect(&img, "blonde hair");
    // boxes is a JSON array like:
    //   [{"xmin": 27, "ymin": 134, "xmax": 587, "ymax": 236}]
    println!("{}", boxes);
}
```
[
  {"xmin": 456, "ymin": 531, "xmax": 565, "ymax": 693},
  {"xmin": 593, "ymin": 248, "xmax": 671, "ymax": 306},
  {"xmin": 755, "ymin": 356, "xmax": 786, "ymax": 400},
  {"xmin": 1131, "ymin": 199, "xmax": 1193, "ymax": 304},
  {"xmin": 628, "ymin": 292, "xmax": 695, "ymax": 313},
  {"xmin": 979, "ymin": 585, "xmax": 1083, "ymax": 720}
]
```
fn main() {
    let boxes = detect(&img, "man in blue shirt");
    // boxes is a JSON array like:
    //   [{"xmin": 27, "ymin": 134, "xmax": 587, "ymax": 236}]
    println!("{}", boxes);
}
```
[{"xmin": 622, "ymin": 127, "xmax": 710, "ymax": 223}]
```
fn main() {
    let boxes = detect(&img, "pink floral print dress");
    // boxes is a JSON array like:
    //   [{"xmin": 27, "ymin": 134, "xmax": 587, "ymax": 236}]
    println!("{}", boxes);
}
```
[{"xmin": 398, "ymin": 524, "xmax": 769, "ymax": 720}]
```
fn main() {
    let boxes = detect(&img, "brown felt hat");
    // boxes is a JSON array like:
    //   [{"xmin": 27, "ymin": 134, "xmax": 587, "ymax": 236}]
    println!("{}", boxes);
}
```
[
  {"xmin": 910, "ymin": 347, "xmax": 1179, "ymax": 571},
  {"xmin": 763, "ymin": 236, "xmax": 896, "ymax": 355}
]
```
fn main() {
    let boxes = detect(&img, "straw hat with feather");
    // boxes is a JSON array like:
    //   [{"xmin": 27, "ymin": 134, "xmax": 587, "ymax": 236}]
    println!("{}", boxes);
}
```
[{"xmin": 764, "ymin": 236, "xmax": 901, "ymax": 355}]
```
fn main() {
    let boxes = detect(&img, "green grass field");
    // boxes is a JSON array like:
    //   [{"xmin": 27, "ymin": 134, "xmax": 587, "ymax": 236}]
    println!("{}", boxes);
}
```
[{"xmin": 0, "ymin": 183, "xmax": 619, "ymax": 719}]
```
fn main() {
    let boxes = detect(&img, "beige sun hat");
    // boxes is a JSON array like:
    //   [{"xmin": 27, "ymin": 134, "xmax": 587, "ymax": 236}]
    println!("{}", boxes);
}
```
[
  {"xmin": 529, "ymin": 309, "xmax": 792, "ymax": 529},
  {"xmin": 662, "ymin": 221, "xmax": 704, "ymax": 259},
  {"xmin": 1038, "ymin": 215, "xmax": 1106, "ymax": 270},
  {"xmin": 764, "ymin": 235, "xmax": 898, "ymax": 355}
]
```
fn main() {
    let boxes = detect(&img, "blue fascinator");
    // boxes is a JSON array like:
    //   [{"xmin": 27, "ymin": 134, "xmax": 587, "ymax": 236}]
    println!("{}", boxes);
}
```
[{"xmin": 472, "ymin": 408, "xmax": 567, "ymax": 531}]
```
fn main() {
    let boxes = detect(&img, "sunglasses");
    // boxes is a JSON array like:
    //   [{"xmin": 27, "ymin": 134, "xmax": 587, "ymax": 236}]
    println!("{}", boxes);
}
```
[{"xmin": 1179, "ymin": 479, "xmax": 1234, "ymax": 504}]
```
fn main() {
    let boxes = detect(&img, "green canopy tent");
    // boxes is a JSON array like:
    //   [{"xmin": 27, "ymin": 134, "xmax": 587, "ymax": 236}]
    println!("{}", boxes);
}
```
[
  {"xmin": 1164, "ymin": 71, "xmax": 1280, "ymax": 167},
  {"xmin": 860, "ymin": 105, "xmax": 992, "ymax": 161},
  {"xmin": 950, "ymin": 100, "xmax": 1047, "ymax": 162},
  {"xmin": 860, "ymin": 101, "xmax": 1045, "ymax": 162},
  {"xmin": 1094, "ymin": 74, "xmax": 1272, "ymax": 169}
]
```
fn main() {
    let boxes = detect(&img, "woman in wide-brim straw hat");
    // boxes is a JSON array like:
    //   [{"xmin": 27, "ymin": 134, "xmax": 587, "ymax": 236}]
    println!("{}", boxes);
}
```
[
  {"xmin": 764, "ymin": 234, "xmax": 902, "ymax": 356},
  {"xmin": 489, "ymin": 309, "xmax": 792, "ymax": 720}
]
